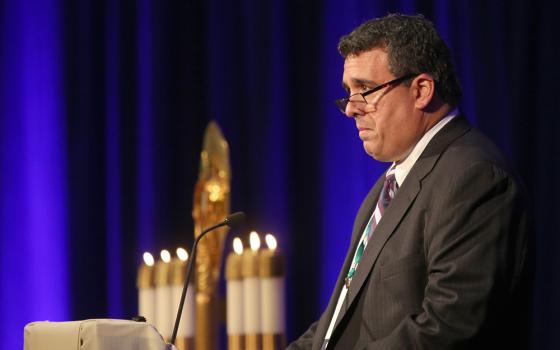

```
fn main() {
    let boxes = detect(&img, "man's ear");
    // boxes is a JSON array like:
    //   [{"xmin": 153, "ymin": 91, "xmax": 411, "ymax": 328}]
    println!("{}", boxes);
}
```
[{"xmin": 411, "ymin": 73, "xmax": 435, "ymax": 109}]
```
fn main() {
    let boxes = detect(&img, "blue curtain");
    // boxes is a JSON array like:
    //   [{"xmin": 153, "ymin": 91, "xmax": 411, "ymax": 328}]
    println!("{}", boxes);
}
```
[
  {"xmin": 0, "ymin": 0, "xmax": 70, "ymax": 347},
  {"xmin": 1, "ymin": 0, "xmax": 559, "ymax": 349}
]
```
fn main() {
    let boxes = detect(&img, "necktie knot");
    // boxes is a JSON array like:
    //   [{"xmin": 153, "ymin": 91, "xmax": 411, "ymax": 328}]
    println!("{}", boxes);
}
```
[{"xmin": 380, "ymin": 172, "xmax": 398, "ymax": 208}]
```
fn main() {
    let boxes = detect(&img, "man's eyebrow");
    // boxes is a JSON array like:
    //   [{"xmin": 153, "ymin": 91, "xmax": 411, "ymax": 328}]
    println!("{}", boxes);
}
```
[
  {"xmin": 342, "ymin": 78, "xmax": 379, "ymax": 92},
  {"xmin": 352, "ymin": 78, "xmax": 377, "ymax": 87}
]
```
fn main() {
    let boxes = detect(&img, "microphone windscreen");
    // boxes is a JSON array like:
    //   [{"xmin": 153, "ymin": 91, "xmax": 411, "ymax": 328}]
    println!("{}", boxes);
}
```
[{"xmin": 225, "ymin": 211, "xmax": 245, "ymax": 227}]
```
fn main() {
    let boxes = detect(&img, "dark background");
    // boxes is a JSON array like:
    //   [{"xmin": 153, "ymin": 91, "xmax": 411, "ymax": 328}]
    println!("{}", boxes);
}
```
[{"xmin": 1, "ymin": 0, "xmax": 559, "ymax": 349}]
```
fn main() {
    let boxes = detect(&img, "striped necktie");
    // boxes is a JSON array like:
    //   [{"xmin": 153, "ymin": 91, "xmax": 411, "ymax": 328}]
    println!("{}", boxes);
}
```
[
  {"xmin": 321, "ymin": 171, "xmax": 399, "ymax": 350},
  {"xmin": 344, "ymin": 171, "xmax": 399, "ymax": 289}
]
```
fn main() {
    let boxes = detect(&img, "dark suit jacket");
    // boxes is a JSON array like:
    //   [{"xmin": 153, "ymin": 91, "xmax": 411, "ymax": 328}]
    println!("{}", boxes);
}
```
[{"xmin": 288, "ymin": 116, "xmax": 532, "ymax": 349}]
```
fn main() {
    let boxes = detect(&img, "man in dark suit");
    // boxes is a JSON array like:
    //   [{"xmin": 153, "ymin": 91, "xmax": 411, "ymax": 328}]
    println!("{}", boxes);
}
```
[{"xmin": 287, "ymin": 14, "xmax": 532, "ymax": 349}]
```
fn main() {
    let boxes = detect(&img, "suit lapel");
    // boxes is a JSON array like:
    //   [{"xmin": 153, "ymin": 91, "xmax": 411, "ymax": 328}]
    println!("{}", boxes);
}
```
[
  {"xmin": 311, "ymin": 176, "xmax": 386, "ymax": 350},
  {"xmin": 350, "ymin": 177, "xmax": 386, "ymax": 249},
  {"xmin": 330, "ymin": 116, "xmax": 472, "ymax": 335}
]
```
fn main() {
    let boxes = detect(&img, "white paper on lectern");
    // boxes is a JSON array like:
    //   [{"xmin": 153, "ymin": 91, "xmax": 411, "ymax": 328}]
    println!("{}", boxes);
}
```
[{"xmin": 24, "ymin": 319, "xmax": 178, "ymax": 350}]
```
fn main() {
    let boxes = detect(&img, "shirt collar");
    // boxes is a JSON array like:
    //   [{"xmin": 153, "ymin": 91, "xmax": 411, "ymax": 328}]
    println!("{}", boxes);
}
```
[{"xmin": 388, "ymin": 108, "xmax": 459, "ymax": 186}]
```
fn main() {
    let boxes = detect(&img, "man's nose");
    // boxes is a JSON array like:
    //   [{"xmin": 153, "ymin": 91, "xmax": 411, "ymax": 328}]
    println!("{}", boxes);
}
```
[{"xmin": 345, "ymin": 100, "xmax": 365, "ymax": 118}]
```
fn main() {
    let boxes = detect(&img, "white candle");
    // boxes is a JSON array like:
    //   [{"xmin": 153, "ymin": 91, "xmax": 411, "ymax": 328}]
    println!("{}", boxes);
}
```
[
  {"xmin": 242, "ymin": 231, "xmax": 262, "ymax": 350},
  {"xmin": 259, "ymin": 234, "xmax": 286, "ymax": 350},
  {"xmin": 171, "ymin": 247, "xmax": 195, "ymax": 338},
  {"xmin": 154, "ymin": 249, "xmax": 173, "ymax": 340},
  {"xmin": 137, "ymin": 252, "xmax": 155, "ymax": 325},
  {"xmin": 226, "ymin": 238, "xmax": 244, "ymax": 350}
]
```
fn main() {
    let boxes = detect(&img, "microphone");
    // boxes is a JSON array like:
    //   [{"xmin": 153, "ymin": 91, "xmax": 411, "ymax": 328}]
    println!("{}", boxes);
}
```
[
  {"xmin": 223, "ymin": 211, "xmax": 245, "ymax": 227},
  {"xmin": 170, "ymin": 211, "xmax": 246, "ymax": 345}
]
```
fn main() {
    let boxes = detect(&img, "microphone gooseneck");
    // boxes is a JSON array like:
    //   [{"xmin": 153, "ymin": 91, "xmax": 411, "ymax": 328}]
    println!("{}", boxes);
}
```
[
  {"xmin": 224, "ymin": 211, "xmax": 246, "ymax": 227},
  {"xmin": 170, "ymin": 212, "xmax": 245, "ymax": 345}
]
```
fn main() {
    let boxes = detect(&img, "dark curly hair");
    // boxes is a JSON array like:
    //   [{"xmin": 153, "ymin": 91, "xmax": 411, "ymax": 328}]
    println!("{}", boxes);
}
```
[{"xmin": 338, "ymin": 14, "xmax": 462, "ymax": 106}]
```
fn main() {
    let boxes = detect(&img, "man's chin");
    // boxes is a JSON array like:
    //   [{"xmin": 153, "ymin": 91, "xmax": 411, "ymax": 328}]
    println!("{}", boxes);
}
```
[
  {"xmin": 363, "ymin": 144, "xmax": 392, "ymax": 162},
  {"xmin": 363, "ymin": 144, "xmax": 380, "ymax": 160}
]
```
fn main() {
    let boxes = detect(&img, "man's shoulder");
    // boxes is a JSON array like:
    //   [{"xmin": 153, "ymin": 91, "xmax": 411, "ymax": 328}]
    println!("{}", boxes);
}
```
[
  {"xmin": 427, "ymin": 126, "xmax": 531, "ymax": 204},
  {"xmin": 438, "ymin": 125, "xmax": 513, "ymax": 174}
]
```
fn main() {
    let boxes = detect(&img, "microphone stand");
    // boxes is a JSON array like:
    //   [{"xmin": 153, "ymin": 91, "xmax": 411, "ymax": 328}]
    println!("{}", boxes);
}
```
[{"xmin": 170, "ymin": 212, "xmax": 244, "ymax": 345}]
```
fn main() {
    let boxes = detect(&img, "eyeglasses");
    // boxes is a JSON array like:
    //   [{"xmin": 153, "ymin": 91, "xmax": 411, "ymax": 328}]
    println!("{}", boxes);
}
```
[{"xmin": 335, "ymin": 74, "xmax": 417, "ymax": 114}]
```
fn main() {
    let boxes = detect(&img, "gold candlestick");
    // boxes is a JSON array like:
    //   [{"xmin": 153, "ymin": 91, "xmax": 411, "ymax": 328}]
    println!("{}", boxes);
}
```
[
  {"xmin": 242, "ymin": 231, "xmax": 262, "ymax": 350},
  {"xmin": 226, "ymin": 238, "xmax": 245, "ymax": 350},
  {"xmin": 171, "ymin": 247, "xmax": 194, "ymax": 350},
  {"xmin": 137, "ymin": 252, "xmax": 155, "ymax": 325},
  {"xmin": 259, "ymin": 234, "xmax": 286, "ymax": 350},
  {"xmin": 154, "ymin": 250, "xmax": 173, "ymax": 341}
]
